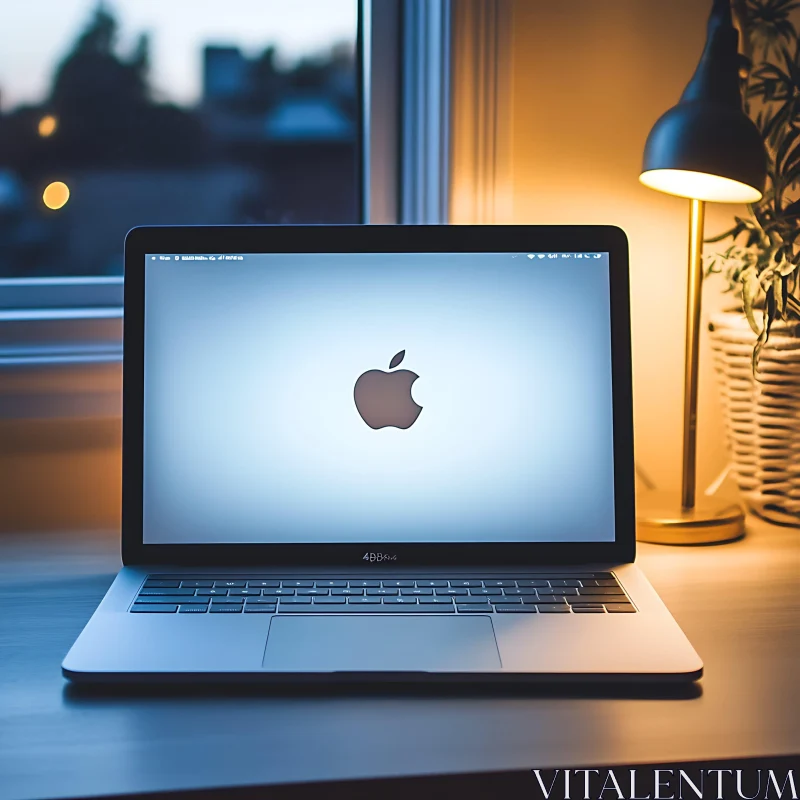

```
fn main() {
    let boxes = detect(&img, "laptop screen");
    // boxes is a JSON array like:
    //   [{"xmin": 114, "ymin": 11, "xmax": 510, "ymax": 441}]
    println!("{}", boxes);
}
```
[{"xmin": 142, "ymin": 251, "xmax": 616, "ymax": 544}]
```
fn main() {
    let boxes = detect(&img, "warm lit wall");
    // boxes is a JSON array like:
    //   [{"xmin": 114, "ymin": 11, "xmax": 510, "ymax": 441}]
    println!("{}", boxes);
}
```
[
  {"xmin": 507, "ymin": 0, "xmax": 742, "ymax": 494},
  {"xmin": 0, "ymin": 419, "xmax": 121, "ymax": 533},
  {"xmin": 0, "ymin": 362, "xmax": 121, "ymax": 534}
]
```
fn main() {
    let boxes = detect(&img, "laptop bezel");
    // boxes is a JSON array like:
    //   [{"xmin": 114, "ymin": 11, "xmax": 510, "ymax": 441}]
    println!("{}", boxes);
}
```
[{"xmin": 122, "ymin": 224, "xmax": 635, "ymax": 566}]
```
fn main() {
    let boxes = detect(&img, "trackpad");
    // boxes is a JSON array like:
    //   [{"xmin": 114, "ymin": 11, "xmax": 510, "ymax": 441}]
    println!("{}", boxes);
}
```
[{"xmin": 262, "ymin": 615, "xmax": 501, "ymax": 672}]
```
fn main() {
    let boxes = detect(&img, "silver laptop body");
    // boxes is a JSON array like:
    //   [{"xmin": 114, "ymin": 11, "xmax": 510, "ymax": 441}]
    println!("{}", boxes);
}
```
[{"xmin": 63, "ymin": 225, "xmax": 702, "ymax": 683}]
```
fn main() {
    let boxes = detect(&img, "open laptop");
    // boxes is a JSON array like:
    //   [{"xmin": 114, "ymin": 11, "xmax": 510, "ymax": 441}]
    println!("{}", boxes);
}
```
[{"xmin": 62, "ymin": 224, "xmax": 703, "ymax": 683}]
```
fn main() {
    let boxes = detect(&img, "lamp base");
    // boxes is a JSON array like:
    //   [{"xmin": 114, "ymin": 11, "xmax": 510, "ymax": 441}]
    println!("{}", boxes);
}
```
[{"xmin": 636, "ymin": 491, "xmax": 745, "ymax": 545}]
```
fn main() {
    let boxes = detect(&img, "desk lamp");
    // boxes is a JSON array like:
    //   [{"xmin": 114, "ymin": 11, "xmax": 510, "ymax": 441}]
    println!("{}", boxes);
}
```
[{"xmin": 637, "ymin": 0, "xmax": 767, "ymax": 544}]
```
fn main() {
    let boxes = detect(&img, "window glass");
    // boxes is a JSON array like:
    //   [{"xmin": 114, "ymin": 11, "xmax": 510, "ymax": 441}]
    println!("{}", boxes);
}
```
[{"xmin": 0, "ymin": 1, "xmax": 359, "ymax": 277}]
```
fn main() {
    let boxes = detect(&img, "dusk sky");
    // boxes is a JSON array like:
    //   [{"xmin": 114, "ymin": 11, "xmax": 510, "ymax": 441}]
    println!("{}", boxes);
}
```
[{"xmin": 0, "ymin": 0, "xmax": 357, "ymax": 110}]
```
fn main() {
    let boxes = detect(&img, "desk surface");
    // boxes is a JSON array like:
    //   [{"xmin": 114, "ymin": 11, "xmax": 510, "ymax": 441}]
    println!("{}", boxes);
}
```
[{"xmin": 0, "ymin": 520, "xmax": 798, "ymax": 800}]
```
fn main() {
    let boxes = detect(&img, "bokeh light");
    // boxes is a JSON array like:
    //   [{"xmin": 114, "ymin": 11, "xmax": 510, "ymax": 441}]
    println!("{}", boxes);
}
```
[
  {"xmin": 38, "ymin": 115, "xmax": 57, "ymax": 137},
  {"xmin": 43, "ymin": 181, "xmax": 70, "ymax": 210}
]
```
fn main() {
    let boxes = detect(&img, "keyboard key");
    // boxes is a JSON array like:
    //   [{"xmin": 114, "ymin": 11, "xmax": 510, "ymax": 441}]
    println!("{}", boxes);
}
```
[
  {"xmin": 349, "ymin": 580, "xmax": 380, "ymax": 588},
  {"xmin": 134, "ymin": 596, "xmax": 200, "ymax": 604},
  {"xmin": 331, "ymin": 588, "xmax": 364, "ymax": 596},
  {"xmin": 131, "ymin": 604, "xmax": 177, "ymax": 612},
  {"xmin": 436, "ymin": 588, "xmax": 467, "ymax": 596},
  {"xmin": 244, "ymin": 605, "xmax": 276, "ymax": 613},
  {"xmin": 228, "ymin": 589, "xmax": 262, "ymax": 596},
  {"xmin": 347, "ymin": 596, "xmax": 382, "ymax": 604},
  {"xmin": 548, "ymin": 579, "xmax": 581, "ymax": 587},
  {"xmin": 457, "ymin": 604, "xmax": 494, "ymax": 613},
  {"xmin": 495, "ymin": 604, "xmax": 538, "ymax": 613},
  {"xmin": 565, "ymin": 595, "xmax": 621, "ymax": 605},
  {"xmin": 312, "ymin": 596, "xmax": 346, "ymax": 604},
  {"xmin": 516, "ymin": 580, "xmax": 549, "ymax": 587},
  {"xmin": 383, "ymin": 597, "xmax": 417, "ymax": 604},
  {"xmin": 180, "ymin": 580, "xmax": 214, "ymax": 588},
  {"xmin": 381, "ymin": 580, "xmax": 415, "ymax": 588},
  {"xmin": 469, "ymin": 588, "xmax": 502, "ymax": 596},
  {"xmin": 210, "ymin": 596, "xmax": 244, "ymax": 604},
  {"xmin": 210, "ymin": 604, "xmax": 243, "ymax": 613},
  {"xmin": 455, "ymin": 596, "xmax": 487, "ymax": 604},
  {"xmin": 139, "ymin": 588, "xmax": 196, "ymax": 596},
  {"xmin": 418, "ymin": 597, "xmax": 454, "ymax": 605},
  {"xmin": 529, "ymin": 595, "xmax": 566, "ymax": 604},
  {"xmin": 489, "ymin": 596, "xmax": 520, "ymax": 604},
  {"xmin": 596, "ymin": 579, "xmax": 620, "ymax": 587},
  {"xmin": 263, "ymin": 589, "xmax": 295, "ymax": 596},
  {"xmin": 143, "ymin": 580, "xmax": 180, "ymax": 589},
  {"xmin": 605, "ymin": 603, "xmax": 636, "ymax": 613},
  {"xmin": 282, "ymin": 580, "xmax": 314, "ymax": 588},
  {"xmin": 366, "ymin": 588, "xmax": 398, "ymax": 596},
  {"xmin": 538, "ymin": 587, "xmax": 578, "ymax": 595},
  {"xmin": 246, "ymin": 597, "xmax": 281, "ymax": 604},
  {"xmin": 483, "ymin": 580, "xmax": 517, "ymax": 588},
  {"xmin": 297, "ymin": 589, "xmax": 329, "ymax": 596},
  {"xmin": 314, "ymin": 580, "xmax": 347, "ymax": 588},
  {"xmin": 536, "ymin": 604, "xmax": 570, "ymax": 613},
  {"xmin": 248, "ymin": 580, "xmax": 280, "ymax": 588},
  {"xmin": 502, "ymin": 588, "xmax": 536, "ymax": 596},
  {"xmin": 449, "ymin": 580, "xmax": 482, "ymax": 588},
  {"xmin": 400, "ymin": 588, "xmax": 433, "ymax": 596},
  {"xmin": 178, "ymin": 604, "xmax": 208, "ymax": 613},
  {"xmin": 415, "ymin": 580, "xmax": 448, "ymax": 588},
  {"xmin": 279, "ymin": 596, "xmax": 312, "ymax": 604},
  {"xmin": 214, "ymin": 580, "xmax": 246, "ymax": 588},
  {"xmin": 579, "ymin": 586, "xmax": 624, "ymax": 595},
  {"xmin": 572, "ymin": 607, "xmax": 605, "ymax": 613},
  {"xmin": 196, "ymin": 589, "xmax": 229, "ymax": 596}
]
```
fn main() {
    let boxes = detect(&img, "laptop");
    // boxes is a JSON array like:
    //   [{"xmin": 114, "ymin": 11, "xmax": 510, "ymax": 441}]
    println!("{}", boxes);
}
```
[{"xmin": 62, "ymin": 224, "xmax": 703, "ymax": 683}]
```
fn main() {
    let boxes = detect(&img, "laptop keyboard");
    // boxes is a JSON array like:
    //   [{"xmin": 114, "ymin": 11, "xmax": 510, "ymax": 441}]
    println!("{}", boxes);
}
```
[{"xmin": 130, "ymin": 573, "xmax": 635, "ymax": 614}]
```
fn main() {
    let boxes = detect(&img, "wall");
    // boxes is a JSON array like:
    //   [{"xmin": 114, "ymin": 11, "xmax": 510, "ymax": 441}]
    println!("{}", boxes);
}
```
[
  {"xmin": 507, "ymin": 0, "xmax": 742, "ymax": 494},
  {"xmin": 0, "ymin": 363, "xmax": 122, "ymax": 534},
  {"xmin": 0, "ymin": 418, "xmax": 121, "ymax": 533}
]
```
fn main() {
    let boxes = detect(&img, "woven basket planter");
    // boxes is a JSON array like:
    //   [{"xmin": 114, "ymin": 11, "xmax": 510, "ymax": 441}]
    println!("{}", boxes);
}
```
[{"xmin": 709, "ymin": 311, "xmax": 800, "ymax": 526}]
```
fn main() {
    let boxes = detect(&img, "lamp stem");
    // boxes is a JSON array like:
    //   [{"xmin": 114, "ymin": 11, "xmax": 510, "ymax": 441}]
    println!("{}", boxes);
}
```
[{"xmin": 681, "ymin": 198, "xmax": 706, "ymax": 510}]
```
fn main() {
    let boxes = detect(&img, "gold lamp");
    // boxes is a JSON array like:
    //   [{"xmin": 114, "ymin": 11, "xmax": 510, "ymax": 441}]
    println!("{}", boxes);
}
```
[{"xmin": 636, "ymin": 0, "xmax": 767, "ymax": 544}]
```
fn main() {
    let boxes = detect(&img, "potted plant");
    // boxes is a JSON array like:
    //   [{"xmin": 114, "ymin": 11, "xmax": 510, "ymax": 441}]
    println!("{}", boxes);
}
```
[{"xmin": 706, "ymin": 0, "xmax": 800, "ymax": 525}]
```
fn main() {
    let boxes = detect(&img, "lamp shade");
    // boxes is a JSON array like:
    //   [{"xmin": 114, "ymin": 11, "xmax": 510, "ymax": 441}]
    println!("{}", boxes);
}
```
[{"xmin": 640, "ymin": 0, "xmax": 766, "ymax": 203}]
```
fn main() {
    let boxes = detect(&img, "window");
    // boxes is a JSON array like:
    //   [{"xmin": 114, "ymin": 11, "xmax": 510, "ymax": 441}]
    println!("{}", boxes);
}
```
[{"xmin": 0, "ymin": 0, "xmax": 359, "ymax": 278}]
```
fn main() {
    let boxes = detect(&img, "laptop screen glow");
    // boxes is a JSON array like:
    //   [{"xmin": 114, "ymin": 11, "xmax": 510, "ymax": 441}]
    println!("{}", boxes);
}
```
[{"xmin": 142, "ymin": 251, "xmax": 616, "ymax": 544}]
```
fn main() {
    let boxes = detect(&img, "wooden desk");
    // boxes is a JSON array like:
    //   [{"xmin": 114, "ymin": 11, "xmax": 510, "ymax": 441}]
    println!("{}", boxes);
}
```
[{"xmin": 0, "ymin": 520, "xmax": 797, "ymax": 800}]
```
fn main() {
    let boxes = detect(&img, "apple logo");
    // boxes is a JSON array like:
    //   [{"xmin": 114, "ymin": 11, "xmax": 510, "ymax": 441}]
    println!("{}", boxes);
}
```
[{"xmin": 354, "ymin": 350, "xmax": 423, "ymax": 430}]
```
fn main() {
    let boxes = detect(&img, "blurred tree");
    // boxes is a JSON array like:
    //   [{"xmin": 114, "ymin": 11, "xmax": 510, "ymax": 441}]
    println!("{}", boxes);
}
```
[
  {"xmin": 251, "ymin": 46, "xmax": 281, "ymax": 111},
  {"xmin": 51, "ymin": 5, "xmax": 148, "ymax": 115},
  {"xmin": 28, "ymin": 3, "xmax": 206, "ymax": 169}
]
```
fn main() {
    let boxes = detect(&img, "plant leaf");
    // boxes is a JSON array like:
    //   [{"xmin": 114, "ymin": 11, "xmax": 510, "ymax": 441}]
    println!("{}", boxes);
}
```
[
  {"xmin": 389, "ymin": 350, "xmax": 405, "ymax": 369},
  {"xmin": 742, "ymin": 266, "xmax": 764, "ymax": 335},
  {"xmin": 774, "ymin": 273, "xmax": 785, "ymax": 316},
  {"xmin": 753, "ymin": 286, "xmax": 776, "ymax": 379},
  {"xmin": 778, "ymin": 254, "xmax": 798, "ymax": 275}
]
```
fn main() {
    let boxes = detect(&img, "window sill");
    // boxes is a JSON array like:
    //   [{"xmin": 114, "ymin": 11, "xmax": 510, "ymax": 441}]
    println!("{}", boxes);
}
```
[
  {"xmin": 0, "ymin": 278, "xmax": 122, "ymax": 360},
  {"xmin": 0, "ymin": 280, "xmax": 123, "ymax": 420}
]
